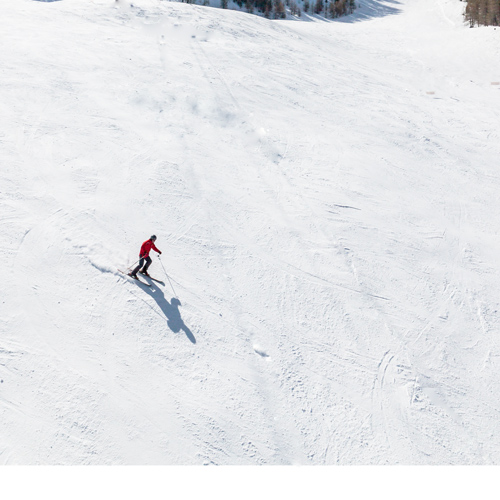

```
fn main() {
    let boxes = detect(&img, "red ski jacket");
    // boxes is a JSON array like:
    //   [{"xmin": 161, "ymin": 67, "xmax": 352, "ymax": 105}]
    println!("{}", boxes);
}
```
[{"xmin": 139, "ymin": 239, "xmax": 161, "ymax": 258}]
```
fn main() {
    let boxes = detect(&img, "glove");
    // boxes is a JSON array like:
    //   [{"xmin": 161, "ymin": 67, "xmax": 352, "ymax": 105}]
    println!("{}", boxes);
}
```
[{"xmin": 159, "ymin": 251, "xmax": 162, "ymax": 255}]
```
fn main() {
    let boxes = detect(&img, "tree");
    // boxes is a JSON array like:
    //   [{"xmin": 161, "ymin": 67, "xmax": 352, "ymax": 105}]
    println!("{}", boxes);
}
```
[
  {"xmin": 290, "ymin": 0, "xmax": 301, "ymax": 16},
  {"xmin": 327, "ymin": 0, "xmax": 351, "ymax": 18},
  {"xmin": 488, "ymin": 0, "xmax": 500, "ymax": 24},
  {"xmin": 465, "ymin": 0, "xmax": 500, "ymax": 26},
  {"xmin": 314, "ymin": 0, "xmax": 323, "ymax": 14},
  {"xmin": 274, "ymin": 0, "xmax": 286, "ymax": 18}
]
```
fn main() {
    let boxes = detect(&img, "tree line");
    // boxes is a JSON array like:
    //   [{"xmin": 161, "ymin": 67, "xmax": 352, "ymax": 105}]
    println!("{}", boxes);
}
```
[
  {"xmin": 181, "ymin": 0, "xmax": 356, "ymax": 19},
  {"xmin": 230, "ymin": 0, "xmax": 356, "ymax": 18},
  {"xmin": 464, "ymin": 0, "xmax": 500, "ymax": 26}
]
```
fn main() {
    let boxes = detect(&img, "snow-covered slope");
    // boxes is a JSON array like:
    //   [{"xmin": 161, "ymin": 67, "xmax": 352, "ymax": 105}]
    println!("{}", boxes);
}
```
[{"xmin": 1, "ymin": 0, "xmax": 500, "ymax": 465}]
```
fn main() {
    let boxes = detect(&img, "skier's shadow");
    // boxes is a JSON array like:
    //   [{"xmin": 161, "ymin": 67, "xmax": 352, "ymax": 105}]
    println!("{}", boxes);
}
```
[{"xmin": 143, "ymin": 284, "xmax": 196, "ymax": 344}]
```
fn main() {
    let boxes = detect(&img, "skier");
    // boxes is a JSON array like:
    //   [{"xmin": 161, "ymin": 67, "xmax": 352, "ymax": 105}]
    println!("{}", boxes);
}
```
[{"xmin": 129, "ymin": 235, "xmax": 162, "ymax": 279}]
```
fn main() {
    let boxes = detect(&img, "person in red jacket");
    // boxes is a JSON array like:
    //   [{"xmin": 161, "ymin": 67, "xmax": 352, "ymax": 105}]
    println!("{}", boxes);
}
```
[{"xmin": 129, "ymin": 235, "xmax": 162, "ymax": 278}]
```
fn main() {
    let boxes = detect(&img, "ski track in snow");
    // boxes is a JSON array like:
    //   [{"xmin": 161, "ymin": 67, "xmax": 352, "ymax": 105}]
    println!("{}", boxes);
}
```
[{"xmin": 1, "ymin": 0, "xmax": 500, "ymax": 464}]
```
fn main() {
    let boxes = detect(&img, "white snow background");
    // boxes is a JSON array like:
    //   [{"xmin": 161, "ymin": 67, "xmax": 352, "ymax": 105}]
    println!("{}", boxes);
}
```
[{"xmin": 1, "ymin": 0, "xmax": 500, "ymax": 468}]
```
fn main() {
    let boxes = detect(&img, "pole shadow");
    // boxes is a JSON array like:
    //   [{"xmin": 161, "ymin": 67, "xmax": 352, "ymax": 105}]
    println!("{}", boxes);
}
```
[{"xmin": 142, "ymin": 284, "xmax": 196, "ymax": 344}]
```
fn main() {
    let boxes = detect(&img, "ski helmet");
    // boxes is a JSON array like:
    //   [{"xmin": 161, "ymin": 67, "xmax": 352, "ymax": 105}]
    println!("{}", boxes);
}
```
[{"xmin": 151, "ymin": 235, "xmax": 157, "ymax": 241}]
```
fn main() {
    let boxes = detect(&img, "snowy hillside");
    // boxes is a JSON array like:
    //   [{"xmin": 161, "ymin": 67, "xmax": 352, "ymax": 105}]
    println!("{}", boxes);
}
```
[{"xmin": 1, "ymin": 0, "xmax": 500, "ymax": 465}]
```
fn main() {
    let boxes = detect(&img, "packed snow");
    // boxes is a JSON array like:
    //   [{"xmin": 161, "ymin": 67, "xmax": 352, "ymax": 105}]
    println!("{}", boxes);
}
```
[{"xmin": 1, "ymin": 0, "xmax": 500, "ymax": 465}]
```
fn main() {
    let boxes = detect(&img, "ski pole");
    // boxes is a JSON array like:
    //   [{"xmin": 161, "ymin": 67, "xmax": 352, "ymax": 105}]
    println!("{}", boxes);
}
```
[
  {"xmin": 127, "ymin": 259, "xmax": 139, "ymax": 271},
  {"xmin": 158, "ymin": 255, "xmax": 178, "ymax": 298}
]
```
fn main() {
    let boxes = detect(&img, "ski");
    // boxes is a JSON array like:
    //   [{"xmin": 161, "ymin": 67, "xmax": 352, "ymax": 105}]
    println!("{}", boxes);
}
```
[
  {"xmin": 139, "ymin": 271, "xmax": 165, "ymax": 285},
  {"xmin": 118, "ymin": 269, "xmax": 151, "ymax": 287}
]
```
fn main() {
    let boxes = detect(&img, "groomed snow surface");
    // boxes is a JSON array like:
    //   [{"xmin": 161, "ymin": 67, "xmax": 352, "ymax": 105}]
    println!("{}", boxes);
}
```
[{"xmin": 1, "ymin": 0, "xmax": 500, "ymax": 466}]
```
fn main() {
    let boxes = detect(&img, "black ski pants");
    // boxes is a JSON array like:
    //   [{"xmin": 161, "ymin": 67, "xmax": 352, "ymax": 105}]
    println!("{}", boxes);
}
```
[{"xmin": 132, "ymin": 256, "xmax": 152, "ymax": 276}]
